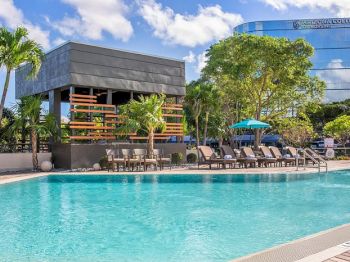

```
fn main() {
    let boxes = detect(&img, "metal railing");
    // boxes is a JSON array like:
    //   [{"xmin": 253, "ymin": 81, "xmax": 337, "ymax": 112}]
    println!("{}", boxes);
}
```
[{"xmin": 296, "ymin": 148, "xmax": 328, "ymax": 172}]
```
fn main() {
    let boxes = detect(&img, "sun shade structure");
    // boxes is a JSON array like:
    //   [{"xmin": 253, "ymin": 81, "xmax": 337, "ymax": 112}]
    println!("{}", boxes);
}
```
[{"xmin": 230, "ymin": 119, "xmax": 271, "ymax": 129}]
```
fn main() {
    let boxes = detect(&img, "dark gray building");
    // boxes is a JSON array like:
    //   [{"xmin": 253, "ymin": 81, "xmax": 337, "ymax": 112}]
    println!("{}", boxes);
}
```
[
  {"xmin": 16, "ymin": 41, "xmax": 185, "ymax": 99},
  {"xmin": 15, "ymin": 42, "xmax": 186, "ymax": 169}
]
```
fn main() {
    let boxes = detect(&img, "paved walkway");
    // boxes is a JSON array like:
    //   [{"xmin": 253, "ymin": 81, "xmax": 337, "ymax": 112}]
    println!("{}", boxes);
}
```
[
  {"xmin": 0, "ymin": 160, "xmax": 349, "ymax": 185},
  {"xmin": 232, "ymin": 224, "xmax": 350, "ymax": 262}
]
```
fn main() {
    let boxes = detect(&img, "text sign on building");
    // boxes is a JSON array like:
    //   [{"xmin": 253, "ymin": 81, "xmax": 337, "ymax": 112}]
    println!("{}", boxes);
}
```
[{"xmin": 293, "ymin": 18, "xmax": 350, "ymax": 30}]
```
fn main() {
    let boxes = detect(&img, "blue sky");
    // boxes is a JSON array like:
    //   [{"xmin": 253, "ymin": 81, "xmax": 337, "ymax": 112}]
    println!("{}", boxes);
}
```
[{"xmin": 0, "ymin": 0, "xmax": 344, "ymax": 110}]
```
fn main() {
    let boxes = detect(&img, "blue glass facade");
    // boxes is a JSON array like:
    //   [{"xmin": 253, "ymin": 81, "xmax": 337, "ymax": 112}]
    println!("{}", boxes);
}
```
[{"xmin": 234, "ymin": 18, "xmax": 350, "ymax": 102}]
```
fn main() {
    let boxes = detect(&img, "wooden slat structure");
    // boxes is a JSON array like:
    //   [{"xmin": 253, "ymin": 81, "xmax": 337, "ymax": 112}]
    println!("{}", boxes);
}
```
[
  {"xmin": 70, "ymin": 94, "xmax": 97, "ymax": 99},
  {"xmin": 129, "ymin": 136, "xmax": 170, "ymax": 140},
  {"xmin": 69, "ymin": 93, "xmax": 184, "ymax": 142}
]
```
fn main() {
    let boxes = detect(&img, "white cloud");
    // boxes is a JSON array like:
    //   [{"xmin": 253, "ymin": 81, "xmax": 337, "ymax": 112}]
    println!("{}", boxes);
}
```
[
  {"xmin": 138, "ymin": 0, "xmax": 243, "ymax": 47},
  {"xmin": 183, "ymin": 51, "xmax": 196, "ymax": 63},
  {"xmin": 261, "ymin": 0, "xmax": 350, "ymax": 17},
  {"xmin": 53, "ymin": 37, "xmax": 66, "ymax": 46},
  {"xmin": 51, "ymin": 0, "xmax": 133, "ymax": 41},
  {"xmin": 196, "ymin": 51, "xmax": 208, "ymax": 74},
  {"xmin": 182, "ymin": 50, "xmax": 208, "ymax": 74},
  {"xmin": 0, "ymin": 0, "xmax": 50, "ymax": 49},
  {"xmin": 317, "ymin": 59, "xmax": 350, "ymax": 102}
]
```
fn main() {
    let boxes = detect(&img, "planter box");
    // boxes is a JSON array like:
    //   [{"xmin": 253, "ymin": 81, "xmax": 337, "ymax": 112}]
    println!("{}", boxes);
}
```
[
  {"xmin": 52, "ymin": 143, "xmax": 187, "ymax": 169},
  {"xmin": 0, "ymin": 153, "xmax": 52, "ymax": 172}
]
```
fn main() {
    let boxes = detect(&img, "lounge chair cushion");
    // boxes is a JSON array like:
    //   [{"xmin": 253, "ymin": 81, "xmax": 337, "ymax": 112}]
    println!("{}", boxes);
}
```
[
  {"xmin": 265, "ymin": 154, "xmax": 274, "ymax": 158},
  {"xmin": 224, "ymin": 155, "xmax": 233, "ymax": 159},
  {"xmin": 159, "ymin": 157, "xmax": 171, "ymax": 162}
]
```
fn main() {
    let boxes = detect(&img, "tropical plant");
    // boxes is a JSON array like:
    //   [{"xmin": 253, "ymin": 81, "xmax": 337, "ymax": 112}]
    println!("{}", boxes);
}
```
[
  {"xmin": 203, "ymin": 33, "xmax": 326, "ymax": 148},
  {"xmin": 185, "ymin": 81, "xmax": 203, "ymax": 150},
  {"xmin": 200, "ymin": 82, "xmax": 219, "ymax": 146},
  {"xmin": 274, "ymin": 114, "xmax": 315, "ymax": 147},
  {"xmin": 323, "ymin": 115, "xmax": 350, "ymax": 147},
  {"xmin": 186, "ymin": 153, "xmax": 197, "ymax": 163},
  {"xmin": 185, "ymin": 80, "xmax": 219, "ymax": 146},
  {"xmin": 207, "ymin": 110, "xmax": 228, "ymax": 147},
  {"xmin": 118, "ymin": 94, "xmax": 166, "ymax": 154},
  {"xmin": 0, "ymin": 107, "xmax": 16, "ymax": 152},
  {"xmin": 171, "ymin": 152, "xmax": 183, "ymax": 165},
  {"xmin": 306, "ymin": 99, "xmax": 350, "ymax": 133},
  {"xmin": 10, "ymin": 96, "xmax": 58, "ymax": 170},
  {"xmin": 0, "ymin": 26, "xmax": 45, "ymax": 125}
]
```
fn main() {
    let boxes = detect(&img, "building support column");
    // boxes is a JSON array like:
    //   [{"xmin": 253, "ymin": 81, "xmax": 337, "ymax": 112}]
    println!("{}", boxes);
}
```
[
  {"xmin": 175, "ymin": 96, "xmax": 182, "ymax": 143},
  {"xmin": 49, "ymin": 89, "xmax": 61, "ymax": 144},
  {"xmin": 70, "ymin": 87, "xmax": 75, "ymax": 141},
  {"xmin": 107, "ymin": 89, "xmax": 112, "ymax": 105}
]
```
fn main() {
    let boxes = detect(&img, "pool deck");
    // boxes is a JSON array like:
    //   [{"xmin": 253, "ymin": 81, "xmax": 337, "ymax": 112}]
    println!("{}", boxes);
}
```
[
  {"xmin": 232, "ymin": 223, "xmax": 350, "ymax": 262},
  {"xmin": 1, "ymin": 160, "xmax": 349, "ymax": 185},
  {"xmin": 0, "ymin": 160, "xmax": 349, "ymax": 261}
]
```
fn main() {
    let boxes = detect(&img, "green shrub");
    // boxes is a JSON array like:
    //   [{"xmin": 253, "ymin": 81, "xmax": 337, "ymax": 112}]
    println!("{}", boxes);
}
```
[
  {"xmin": 186, "ymin": 153, "xmax": 197, "ymax": 163},
  {"xmin": 99, "ymin": 155, "xmax": 110, "ymax": 169},
  {"xmin": 171, "ymin": 152, "xmax": 183, "ymax": 165},
  {"xmin": 335, "ymin": 155, "xmax": 350, "ymax": 160}
]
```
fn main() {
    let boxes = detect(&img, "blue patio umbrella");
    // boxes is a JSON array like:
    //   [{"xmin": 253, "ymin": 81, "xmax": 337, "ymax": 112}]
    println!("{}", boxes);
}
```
[
  {"xmin": 230, "ymin": 119, "xmax": 271, "ymax": 146},
  {"xmin": 230, "ymin": 119, "xmax": 271, "ymax": 129}
]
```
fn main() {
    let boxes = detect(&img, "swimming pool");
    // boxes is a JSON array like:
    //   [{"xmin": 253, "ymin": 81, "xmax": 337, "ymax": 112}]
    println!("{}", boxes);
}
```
[{"xmin": 1, "ymin": 171, "xmax": 350, "ymax": 262}]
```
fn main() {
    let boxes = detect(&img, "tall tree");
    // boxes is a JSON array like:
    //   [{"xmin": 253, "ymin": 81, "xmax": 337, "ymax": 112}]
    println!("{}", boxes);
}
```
[
  {"xmin": 323, "ymin": 115, "xmax": 350, "ymax": 147},
  {"xmin": 185, "ymin": 81, "xmax": 203, "ymax": 149},
  {"xmin": 198, "ymin": 81, "xmax": 218, "ymax": 146},
  {"xmin": 118, "ymin": 94, "xmax": 166, "ymax": 154},
  {"xmin": 0, "ymin": 27, "xmax": 44, "ymax": 125},
  {"xmin": 203, "ymin": 34, "xmax": 325, "ymax": 148},
  {"xmin": 306, "ymin": 99, "xmax": 350, "ymax": 133},
  {"xmin": 10, "ymin": 96, "xmax": 58, "ymax": 170},
  {"xmin": 273, "ymin": 114, "xmax": 315, "ymax": 147}
]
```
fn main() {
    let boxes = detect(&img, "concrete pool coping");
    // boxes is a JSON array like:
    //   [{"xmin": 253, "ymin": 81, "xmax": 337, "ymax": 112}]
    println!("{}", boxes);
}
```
[
  {"xmin": 0, "ymin": 160, "xmax": 349, "ymax": 185},
  {"xmin": 232, "ymin": 223, "xmax": 350, "ymax": 262}
]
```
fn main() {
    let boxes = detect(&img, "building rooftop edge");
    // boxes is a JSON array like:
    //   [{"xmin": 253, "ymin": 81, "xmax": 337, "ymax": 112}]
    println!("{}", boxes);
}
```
[
  {"xmin": 234, "ymin": 16, "xmax": 350, "ymax": 28},
  {"xmin": 17, "ymin": 41, "xmax": 185, "ymax": 70}
]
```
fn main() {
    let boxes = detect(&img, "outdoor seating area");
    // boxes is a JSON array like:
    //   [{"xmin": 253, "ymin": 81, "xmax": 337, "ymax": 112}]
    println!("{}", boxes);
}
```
[
  {"xmin": 198, "ymin": 145, "xmax": 316, "ymax": 170},
  {"xmin": 106, "ymin": 148, "xmax": 172, "ymax": 172}
]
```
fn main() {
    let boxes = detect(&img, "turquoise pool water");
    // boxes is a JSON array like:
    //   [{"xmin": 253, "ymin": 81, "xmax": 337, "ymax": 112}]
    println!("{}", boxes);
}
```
[{"xmin": 1, "ymin": 171, "xmax": 350, "ymax": 262}]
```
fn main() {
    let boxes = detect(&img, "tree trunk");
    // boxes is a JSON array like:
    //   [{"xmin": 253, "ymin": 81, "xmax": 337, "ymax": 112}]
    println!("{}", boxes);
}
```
[
  {"xmin": 31, "ymin": 129, "xmax": 39, "ymax": 171},
  {"xmin": 218, "ymin": 137, "xmax": 223, "ymax": 148},
  {"xmin": 0, "ymin": 69, "xmax": 11, "ymax": 127},
  {"xmin": 254, "ymin": 129, "xmax": 262, "ymax": 150},
  {"xmin": 203, "ymin": 111, "xmax": 209, "ymax": 146},
  {"xmin": 148, "ymin": 129, "xmax": 154, "ymax": 157}
]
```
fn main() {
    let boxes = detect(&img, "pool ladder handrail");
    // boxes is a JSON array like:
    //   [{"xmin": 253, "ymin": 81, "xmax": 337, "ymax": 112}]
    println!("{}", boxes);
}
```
[{"xmin": 296, "ymin": 148, "xmax": 328, "ymax": 173}]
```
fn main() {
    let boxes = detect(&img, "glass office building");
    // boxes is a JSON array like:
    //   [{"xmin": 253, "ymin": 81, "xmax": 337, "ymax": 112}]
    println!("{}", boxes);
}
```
[{"xmin": 234, "ymin": 18, "xmax": 350, "ymax": 102}]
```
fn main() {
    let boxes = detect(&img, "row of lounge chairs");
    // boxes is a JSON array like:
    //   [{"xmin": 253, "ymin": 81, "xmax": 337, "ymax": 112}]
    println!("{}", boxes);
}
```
[
  {"xmin": 106, "ymin": 148, "xmax": 171, "ymax": 171},
  {"xmin": 198, "ymin": 145, "xmax": 301, "ymax": 169}
]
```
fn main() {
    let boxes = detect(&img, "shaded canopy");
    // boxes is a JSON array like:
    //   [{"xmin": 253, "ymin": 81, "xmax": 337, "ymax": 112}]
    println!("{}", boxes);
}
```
[{"xmin": 230, "ymin": 119, "xmax": 270, "ymax": 129}]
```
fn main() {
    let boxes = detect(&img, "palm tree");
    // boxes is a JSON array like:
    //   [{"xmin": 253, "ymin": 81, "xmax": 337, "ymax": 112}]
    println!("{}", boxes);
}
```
[
  {"xmin": 185, "ymin": 82, "xmax": 204, "ymax": 163},
  {"xmin": 118, "ymin": 94, "xmax": 166, "ymax": 154},
  {"xmin": 200, "ymin": 82, "xmax": 218, "ymax": 146},
  {"xmin": 0, "ymin": 26, "xmax": 44, "ymax": 125},
  {"xmin": 10, "ymin": 96, "xmax": 58, "ymax": 170}
]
